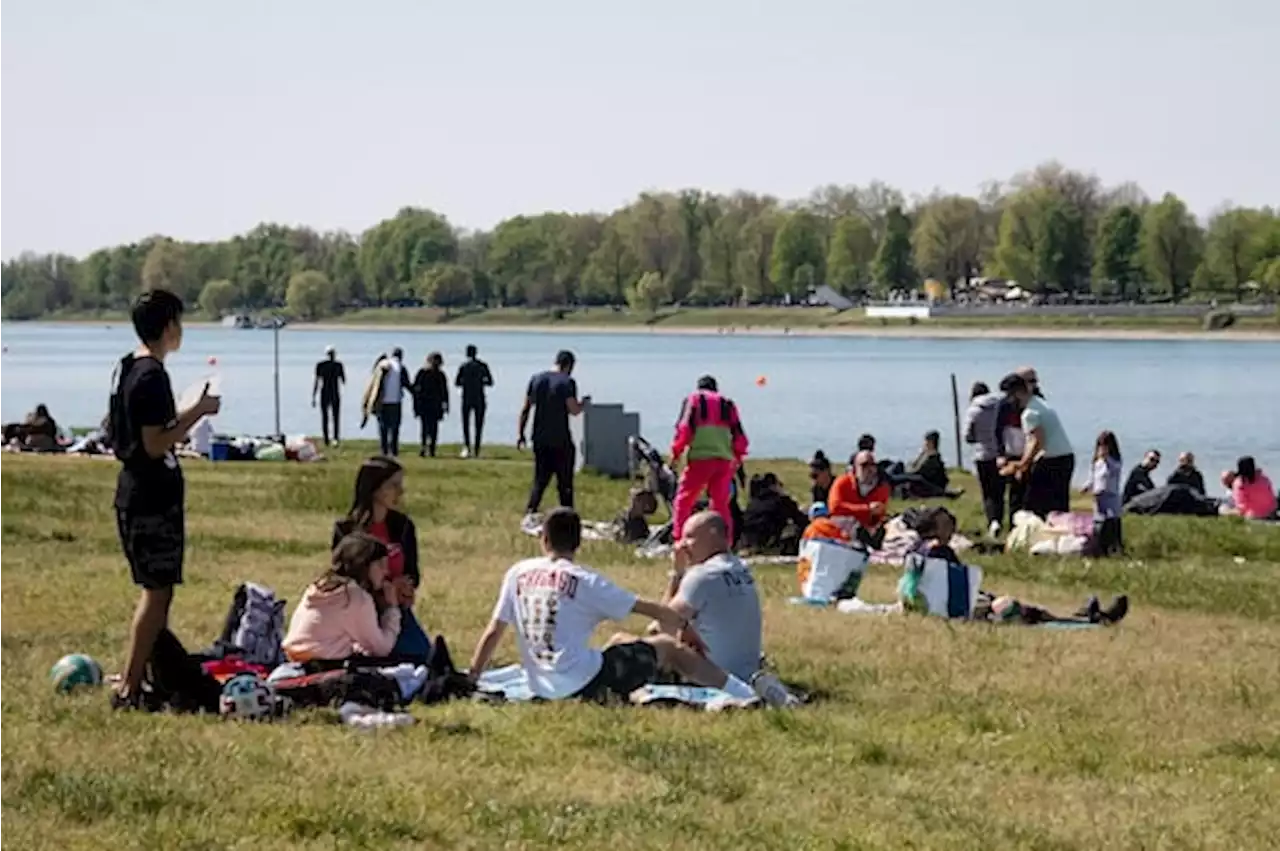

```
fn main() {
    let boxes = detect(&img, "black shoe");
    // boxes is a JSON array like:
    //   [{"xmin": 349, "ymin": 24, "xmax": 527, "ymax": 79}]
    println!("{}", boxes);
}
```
[
  {"xmin": 1075, "ymin": 595, "xmax": 1101, "ymax": 620},
  {"xmin": 1101, "ymin": 595, "xmax": 1129, "ymax": 625},
  {"xmin": 110, "ymin": 689, "xmax": 141, "ymax": 711},
  {"xmin": 419, "ymin": 449, "xmax": 426, "ymax": 458}
]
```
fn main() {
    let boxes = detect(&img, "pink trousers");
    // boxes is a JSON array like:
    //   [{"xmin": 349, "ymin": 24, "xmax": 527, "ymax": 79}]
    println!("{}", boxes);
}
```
[{"xmin": 672, "ymin": 458, "xmax": 735, "ymax": 542}]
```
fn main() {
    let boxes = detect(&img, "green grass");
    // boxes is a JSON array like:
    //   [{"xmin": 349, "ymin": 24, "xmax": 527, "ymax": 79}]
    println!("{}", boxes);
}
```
[{"xmin": 4, "ymin": 448, "xmax": 1279, "ymax": 850}]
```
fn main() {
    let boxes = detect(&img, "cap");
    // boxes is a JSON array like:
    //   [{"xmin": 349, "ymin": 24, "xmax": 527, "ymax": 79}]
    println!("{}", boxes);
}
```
[
  {"xmin": 808, "ymin": 502, "xmax": 829, "ymax": 519},
  {"xmin": 324, "ymin": 345, "xmax": 335, "ymax": 355}
]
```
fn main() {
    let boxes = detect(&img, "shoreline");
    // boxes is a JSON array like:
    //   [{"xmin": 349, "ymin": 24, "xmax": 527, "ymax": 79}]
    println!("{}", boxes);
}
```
[{"xmin": 18, "ymin": 318, "xmax": 1280, "ymax": 343}]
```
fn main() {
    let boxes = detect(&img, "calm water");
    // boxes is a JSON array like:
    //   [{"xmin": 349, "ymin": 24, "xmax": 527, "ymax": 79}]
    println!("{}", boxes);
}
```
[{"xmin": 2, "ymin": 323, "xmax": 1277, "ymax": 483}]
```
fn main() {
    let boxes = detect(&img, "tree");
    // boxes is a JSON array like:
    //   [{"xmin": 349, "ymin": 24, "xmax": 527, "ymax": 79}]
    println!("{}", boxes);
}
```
[
  {"xmin": 625, "ymin": 271, "xmax": 671, "ymax": 314},
  {"xmin": 1141, "ymin": 193, "xmax": 1203, "ymax": 302},
  {"xmin": 872, "ymin": 205, "xmax": 916, "ymax": 294},
  {"xmin": 1093, "ymin": 204, "xmax": 1144, "ymax": 297},
  {"xmin": 417, "ymin": 263, "xmax": 474, "ymax": 313},
  {"xmin": 1202, "ymin": 208, "xmax": 1264, "ymax": 299},
  {"xmin": 826, "ymin": 215, "xmax": 876, "ymax": 295},
  {"xmin": 911, "ymin": 196, "xmax": 983, "ymax": 297},
  {"xmin": 770, "ymin": 210, "xmax": 826, "ymax": 299},
  {"xmin": 285, "ymin": 270, "xmax": 337, "ymax": 320},
  {"xmin": 1255, "ymin": 257, "xmax": 1280, "ymax": 296},
  {"xmin": 141, "ymin": 240, "xmax": 199, "ymax": 302},
  {"xmin": 359, "ymin": 208, "xmax": 456, "ymax": 304},
  {"xmin": 734, "ymin": 205, "xmax": 783, "ymax": 302},
  {"xmin": 581, "ymin": 218, "xmax": 639, "ymax": 305},
  {"xmin": 199, "ymin": 279, "xmax": 239, "ymax": 318},
  {"xmin": 1032, "ymin": 194, "xmax": 1087, "ymax": 294}
]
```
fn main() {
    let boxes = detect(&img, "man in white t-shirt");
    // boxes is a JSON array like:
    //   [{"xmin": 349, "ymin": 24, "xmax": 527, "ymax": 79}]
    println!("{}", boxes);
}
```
[
  {"xmin": 467, "ymin": 508, "xmax": 792, "ymax": 705},
  {"xmin": 658, "ymin": 511, "xmax": 764, "ymax": 682}
]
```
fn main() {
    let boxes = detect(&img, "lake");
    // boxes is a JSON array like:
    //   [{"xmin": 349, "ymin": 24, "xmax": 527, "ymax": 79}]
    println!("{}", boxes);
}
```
[{"xmin": 2, "ymin": 322, "xmax": 1276, "ymax": 485}]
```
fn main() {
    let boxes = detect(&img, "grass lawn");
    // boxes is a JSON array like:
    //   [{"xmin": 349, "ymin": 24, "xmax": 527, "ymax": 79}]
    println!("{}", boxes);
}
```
[{"xmin": 3, "ymin": 447, "xmax": 1279, "ymax": 850}]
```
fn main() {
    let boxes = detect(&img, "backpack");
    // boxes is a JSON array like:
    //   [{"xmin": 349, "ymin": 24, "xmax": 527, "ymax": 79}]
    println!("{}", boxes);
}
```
[{"xmin": 215, "ymin": 583, "xmax": 287, "ymax": 667}]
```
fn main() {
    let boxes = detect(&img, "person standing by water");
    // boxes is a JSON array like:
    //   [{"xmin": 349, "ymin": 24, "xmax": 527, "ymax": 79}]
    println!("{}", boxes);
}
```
[
  {"xmin": 518, "ymin": 350, "xmax": 589, "ymax": 527},
  {"xmin": 412, "ymin": 352, "xmax": 449, "ymax": 458},
  {"xmin": 964, "ymin": 381, "xmax": 1005, "ymax": 537},
  {"xmin": 108, "ymin": 289, "xmax": 221, "ymax": 709},
  {"xmin": 455, "ymin": 344, "xmax": 493, "ymax": 458},
  {"xmin": 377, "ymin": 347, "xmax": 409, "ymax": 456},
  {"xmin": 1081, "ymin": 430, "xmax": 1124, "ymax": 555},
  {"xmin": 311, "ymin": 345, "xmax": 345, "ymax": 447},
  {"xmin": 1001, "ymin": 373, "xmax": 1075, "ymax": 518}
]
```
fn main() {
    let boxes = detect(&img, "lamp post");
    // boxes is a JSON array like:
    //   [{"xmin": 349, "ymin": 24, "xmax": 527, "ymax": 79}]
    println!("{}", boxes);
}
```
[{"xmin": 272, "ymin": 315, "xmax": 282, "ymax": 440}]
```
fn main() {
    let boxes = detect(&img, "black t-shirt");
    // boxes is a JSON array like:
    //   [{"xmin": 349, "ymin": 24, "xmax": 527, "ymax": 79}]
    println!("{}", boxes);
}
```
[
  {"xmin": 456, "ymin": 359, "xmax": 493, "ymax": 404},
  {"xmin": 111, "ymin": 355, "xmax": 184, "ymax": 514},
  {"xmin": 526, "ymin": 370, "xmax": 577, "ymax": 448},
  {"xmin": 315, "ymin": 360, "xmax": 345, "ymax": 400}
]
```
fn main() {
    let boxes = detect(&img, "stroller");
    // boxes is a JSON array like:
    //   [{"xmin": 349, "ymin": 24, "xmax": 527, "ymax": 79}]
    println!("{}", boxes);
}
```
[{"xmin": 627, "ymin": 435, "xmax": 746, "ymax": 551}]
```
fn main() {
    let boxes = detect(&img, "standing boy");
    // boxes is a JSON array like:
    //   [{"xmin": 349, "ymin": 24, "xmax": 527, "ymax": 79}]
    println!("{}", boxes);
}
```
[
  {"xmin": 109, "ymin": 290, "xmax": 220, "ymax": 708},
  {"xmin": 455, "ymin": 344, "xmax": 493, "ymax": 458}
]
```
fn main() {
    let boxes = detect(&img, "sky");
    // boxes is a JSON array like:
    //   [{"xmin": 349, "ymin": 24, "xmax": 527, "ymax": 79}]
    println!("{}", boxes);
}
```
[{"xmin": 2, "ymin": 0, "xmax": 1278, "ymax": 259}]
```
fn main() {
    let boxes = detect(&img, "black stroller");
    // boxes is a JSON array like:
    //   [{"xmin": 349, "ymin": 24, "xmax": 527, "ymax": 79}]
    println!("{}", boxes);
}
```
[{"xmin": 627, "ymin": 435, "xmax": 745, "ymax": 551}]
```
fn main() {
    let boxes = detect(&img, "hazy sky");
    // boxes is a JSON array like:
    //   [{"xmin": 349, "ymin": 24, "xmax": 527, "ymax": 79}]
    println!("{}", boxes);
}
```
[{"xmin": 3, "ymin": 0, "xmax": 1278, "ymax": 259}]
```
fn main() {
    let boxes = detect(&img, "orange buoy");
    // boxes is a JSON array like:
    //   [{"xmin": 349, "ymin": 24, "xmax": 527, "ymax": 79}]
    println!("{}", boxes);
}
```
[
  {"xmin": 207, "ymin": 356, "xmax": 218, "ymax": 366},
  {"xmin": 755, "ymin": 375, "xmax": 767, "ymax": 387}
]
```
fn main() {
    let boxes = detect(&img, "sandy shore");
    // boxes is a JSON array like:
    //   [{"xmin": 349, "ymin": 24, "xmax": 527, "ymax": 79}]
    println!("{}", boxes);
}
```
[{"xmin": 27, "ymin": 319, "xmax": 1280, "ymax": 342}]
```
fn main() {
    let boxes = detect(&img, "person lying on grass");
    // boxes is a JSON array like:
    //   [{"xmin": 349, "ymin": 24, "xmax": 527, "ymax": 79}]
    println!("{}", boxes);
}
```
[
  {"xmin": 904, "ymin": 507, "xmax": 1129, "ymax": 626},
  {"xmin": 467, "ymin": 507, "xmax": 796, "ymax": 706},
  {"xmin": 282, "ymin": 533, "xmax": 403, "ymax": 662},
  {"xmin": 653, "ymin": 511, "xmax": 763, "ymax": 682}
]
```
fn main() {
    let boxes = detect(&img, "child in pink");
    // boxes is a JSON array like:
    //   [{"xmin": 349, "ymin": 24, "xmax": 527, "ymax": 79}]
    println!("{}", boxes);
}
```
[
  {"xmin": 283, "ymin": 532, "xmax": 402, "ymax": 662},
  {"xmin": 670, "ymin": 376, "xmax": 749, "ymax": 542},
  {"xmin": 1224, "ymin": 456, "xmax": 1277, "ymax": 520}
]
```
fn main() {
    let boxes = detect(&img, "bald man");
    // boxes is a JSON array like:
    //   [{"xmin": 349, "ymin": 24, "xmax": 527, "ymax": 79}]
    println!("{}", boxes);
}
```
[
  {"xmin": 659, "ymin": 511, "xmax": 764, "ymax": 681},
  {"xmin": 1015, "ymin": 365, "xmax": 1043, "ymax": 399}
]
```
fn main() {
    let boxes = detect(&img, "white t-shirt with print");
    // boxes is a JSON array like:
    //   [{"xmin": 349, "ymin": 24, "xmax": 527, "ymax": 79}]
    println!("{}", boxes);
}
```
[{"xmin": 492, "ymin": 556, "xmax": 638, "ymax": 699}]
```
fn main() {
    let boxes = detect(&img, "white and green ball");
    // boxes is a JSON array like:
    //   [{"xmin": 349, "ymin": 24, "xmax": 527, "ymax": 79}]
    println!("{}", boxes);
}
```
[{"xmin": 50, "ymin": 654, "xmax": 104, "ymax": 693}]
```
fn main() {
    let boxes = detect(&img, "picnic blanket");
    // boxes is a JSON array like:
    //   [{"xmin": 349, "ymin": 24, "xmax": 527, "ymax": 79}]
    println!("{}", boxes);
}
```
[
  {"xmin": 869, "ymin": 515, "xmax": 974, "ymax": 565},
  {"xmin": 475, "ymin": 664, "xmax": 760, "ymax": 711},
  {"xmin": 521, "ymin": 517, "xmax": 663, "ymax": 543}
]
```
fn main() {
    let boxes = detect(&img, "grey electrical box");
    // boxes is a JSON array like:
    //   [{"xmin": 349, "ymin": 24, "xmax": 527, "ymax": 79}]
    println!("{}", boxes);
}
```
[{"xmin": 581, "ymin": 402, "xmax": 641, "ymax": 478}]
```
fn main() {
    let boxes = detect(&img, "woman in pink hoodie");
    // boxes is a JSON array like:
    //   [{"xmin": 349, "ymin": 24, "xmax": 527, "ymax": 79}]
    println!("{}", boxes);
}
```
[{"xmin": 283, "ymin": 532, "xmax": 403, "ymax": 662}]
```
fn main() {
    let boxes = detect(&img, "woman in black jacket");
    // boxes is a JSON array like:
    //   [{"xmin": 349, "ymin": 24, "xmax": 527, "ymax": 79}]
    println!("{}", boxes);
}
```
[
  {"xmin": 412, "ymin": 352, "xmax": 449, "ymax": 458},
  {"xmin": 331, "ymin": 456, "xmax": 430, "ymax": 662}
]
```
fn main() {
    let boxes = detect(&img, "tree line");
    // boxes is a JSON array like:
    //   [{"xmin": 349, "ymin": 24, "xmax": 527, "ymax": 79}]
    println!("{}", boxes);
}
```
[{"xmin": 4, "ymin": 161, "xmax": 1279, "ymax": 321}]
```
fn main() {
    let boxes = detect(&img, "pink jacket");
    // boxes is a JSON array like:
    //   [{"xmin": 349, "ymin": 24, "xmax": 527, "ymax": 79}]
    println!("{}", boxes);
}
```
[
  {"xmin": 1233, "ymin": 472, "xmax": 1277, "ymax": 520},
  {"xmin": 283, "ymin": 581, "xmax": 402, "ymax": 661},
  {"xmin": 670, "ymin": 390, "xmax": 749, "ymax": 463}
]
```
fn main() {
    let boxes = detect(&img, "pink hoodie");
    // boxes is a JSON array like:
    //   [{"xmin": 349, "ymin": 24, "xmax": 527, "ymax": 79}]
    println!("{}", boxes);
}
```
[{"xmin": 283, "ymin": 581, "xmax": 402, "ymax": 662}]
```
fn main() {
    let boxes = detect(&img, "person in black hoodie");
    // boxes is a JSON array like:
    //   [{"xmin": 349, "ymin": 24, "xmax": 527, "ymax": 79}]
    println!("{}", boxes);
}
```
[
  {"xmin": 331, "ymin": 457, "xmax": 430, "ymax": 662},
  {"xmin": 412, "ymin": 352, "xmax": 449, "ymax": 458},
  {"xmin": 1122, "ymin": 449, "xmax": 1162, "ymax": 504},
  {"xmin": 1167, "ymin": 451, "xmax": 1206, "ymax": 494},
  {"xmin": 739, "ymin": 473, "xmax": 809, "ymax": 555}
]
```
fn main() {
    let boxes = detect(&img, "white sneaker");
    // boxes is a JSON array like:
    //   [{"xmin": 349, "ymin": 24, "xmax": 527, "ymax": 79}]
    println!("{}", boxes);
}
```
[
  {"xmin": 750, "ymin": 671, "xmax": 799, "ymax": 708},
  {"xmin": 705, "ymin": 694, "xmax": 760, "ymax": 712},
  {"xmin": 520, "ymin": 513, "xmax": 542, "ymax": 535},
  {"xmin": 460, "ymin": 447, "xmax": 471, "ymax": 459},
  {"xmin": 988, "ymin": 520, "xmax": 1001, "ymax": 539}
]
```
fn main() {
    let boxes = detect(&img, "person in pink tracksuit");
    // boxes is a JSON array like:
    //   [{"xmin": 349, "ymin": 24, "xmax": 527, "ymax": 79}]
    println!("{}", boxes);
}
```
[{"xmin": 670, "ymin": 376, "xmax": 749, "ymax": 542}]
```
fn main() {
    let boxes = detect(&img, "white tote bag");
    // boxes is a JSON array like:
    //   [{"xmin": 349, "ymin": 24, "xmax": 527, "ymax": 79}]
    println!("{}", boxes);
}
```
[{"xmin": 796, "ymin": 537, "xmax": 869, "ymax": 601}]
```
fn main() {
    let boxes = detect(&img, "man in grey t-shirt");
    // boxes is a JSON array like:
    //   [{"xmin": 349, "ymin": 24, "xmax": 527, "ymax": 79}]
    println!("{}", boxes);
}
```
[{"xmin": 660, "ymin": 511, "xmax": 763, "ymax": 681}]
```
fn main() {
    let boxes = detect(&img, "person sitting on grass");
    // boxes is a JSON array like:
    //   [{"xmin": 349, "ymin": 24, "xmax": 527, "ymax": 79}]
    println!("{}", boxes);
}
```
[
  {"xmin": 1167, "ymin": 451, "xmax": 1207, "ymax": 494},
  {"xmin": 828, "ymin": 450, "xmax": 892, "ymax": 534},
  {"xmin": 613, "ymin": 487, "xmax": 658, "ymax": 545},
  {"xmin": 808, "ymin": 450, "xmax": 835, "ymax": 505},
  {"xmin": 655, "ymin": 511, "xmax": 763, "ymax": 682},
  {"xmin": 283, "ymin": 533, "xmax": 402, "ymax": 662},
  {"xmin": 1123, "ymin": 449, "xmax": 1161, "ymax": 505},
  {"xmin": 904, "ymin": 507, "xmax": 1129, "ymax": 626},
  {"xmin": 467, "ymin": 507, "xmax": 795, "ymax": 706},
  {"xmin": 738, "ymin": 472, "xmax": 809, "ymax": 555},
  {"xmin": 333, "ymin": 456, "xmax": 430, "ymax": 662},
  {"xmin": 1220, "ymin": 457, "xmax": 1278, "ymax": 520},
  {"xmin": 17, "ymin": 404, "xmax": 60, "ymax": 452}
]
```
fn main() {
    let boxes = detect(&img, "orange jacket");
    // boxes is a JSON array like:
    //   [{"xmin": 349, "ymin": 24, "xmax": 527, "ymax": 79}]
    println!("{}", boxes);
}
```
[{"xmin": 827, "ymin": 474, "xmax": 891, "ymax": 529}]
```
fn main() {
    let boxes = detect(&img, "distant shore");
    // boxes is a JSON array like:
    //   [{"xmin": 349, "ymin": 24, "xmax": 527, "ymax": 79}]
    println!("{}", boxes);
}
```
[{"xmin": 15, "ymin": 305, "xmax": 1280, "ymax": 343}]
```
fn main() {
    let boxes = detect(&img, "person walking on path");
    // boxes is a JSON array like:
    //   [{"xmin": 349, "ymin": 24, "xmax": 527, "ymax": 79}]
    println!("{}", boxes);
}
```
[
  {"xmin": 312, "ymin": 345, "xmax": 345, "ymax": 446},
  {"xmin": 412, "ymin": 352, "xmax": 449, "ymax": 458},
  {"xmin": 377, "ymin": 347, "xmax": 410, "ymax": 456},
  {"xmin": 669, "ymin": 375, "xmax": 749, "ymax": 543},
  {"xmin": 455, "ymin": 344, "xmax": 493, "ymax": 458},
  {"xmin": 518, "ymin": 350, "xmax": 589, "ymax": 526}
]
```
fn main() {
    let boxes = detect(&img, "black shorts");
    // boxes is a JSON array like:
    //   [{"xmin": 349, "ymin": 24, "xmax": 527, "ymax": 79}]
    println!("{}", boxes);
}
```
[
  {"xmin": 116, "ymin": 506, "xmax": 185, "ymax": 590},
  {"xmin": 574, "ymin": 641, "xmax": 659, "ymax": 703}
]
